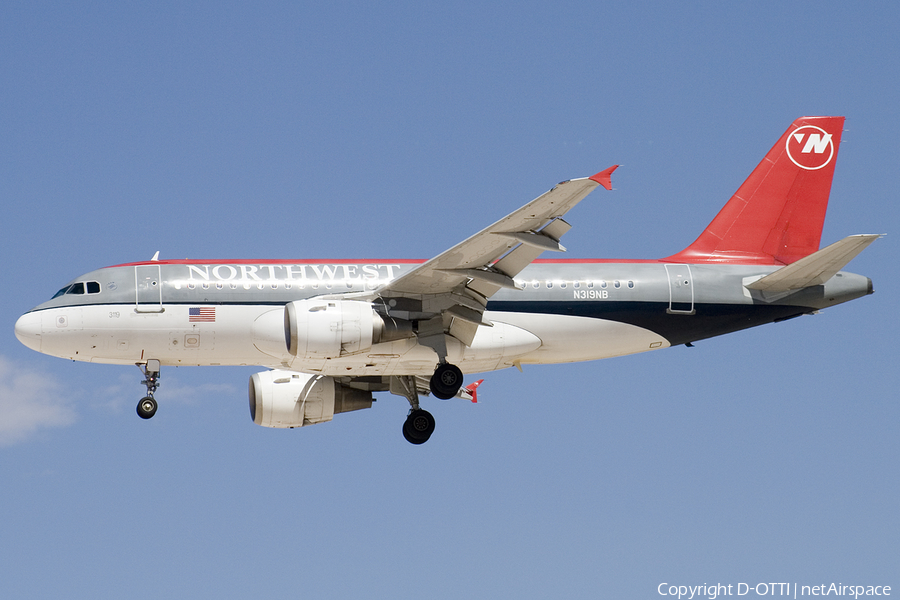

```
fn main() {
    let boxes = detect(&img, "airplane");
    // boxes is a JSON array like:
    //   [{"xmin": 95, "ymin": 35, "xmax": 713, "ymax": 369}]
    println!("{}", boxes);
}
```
[{"xmin": 14, "ymin": 116, "xmax": 878, "ymax": 444}]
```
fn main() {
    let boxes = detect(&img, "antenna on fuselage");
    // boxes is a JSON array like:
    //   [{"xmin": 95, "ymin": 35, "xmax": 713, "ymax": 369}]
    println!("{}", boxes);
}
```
[{"xmin": 150, "ymin": 251, "xmax": 160, "ymax": 261}]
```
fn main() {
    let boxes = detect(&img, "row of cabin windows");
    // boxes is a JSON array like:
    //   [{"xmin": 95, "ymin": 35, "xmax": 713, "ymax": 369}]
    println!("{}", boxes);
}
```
[
  {"xmin": 52, "ymin": 281, "xmax": 101, "ymax": 298},
  {"xmin": 526, "ymin": 279, "xmax": 635, "ymax": 289},
  {"xmin": 183, "ymin": 280, "xmax": 383, "ymax": 291}
]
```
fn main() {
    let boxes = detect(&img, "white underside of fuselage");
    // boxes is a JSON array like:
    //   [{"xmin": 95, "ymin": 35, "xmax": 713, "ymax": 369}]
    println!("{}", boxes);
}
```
[{"xmin": 16, "ymin": 304, "xmax": 671, "ymax": 376}]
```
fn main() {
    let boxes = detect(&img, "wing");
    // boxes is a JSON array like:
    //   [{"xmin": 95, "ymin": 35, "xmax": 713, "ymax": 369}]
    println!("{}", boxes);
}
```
[{"xmin": 371, "ymin": 166, "xmax": 618, "ymax": 350}]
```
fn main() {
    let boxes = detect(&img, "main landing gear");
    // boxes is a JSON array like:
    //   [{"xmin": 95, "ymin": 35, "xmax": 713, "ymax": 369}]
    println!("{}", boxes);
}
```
[
  {"xmin": 429, "ymin": 362, "xmax": 463, "ymax": 400},
  {"xmin": 393, "ymin": 362, "xmax": 464, "ymax": 445},
  {"xmin": 392, "ymin": 375, "xmax": 436, "ymax": 445},
  {"xmin": 403, "ymin": 409, "xmax": 436, "ymax": 445},
  {"xmin": 136, "ymin": 359, "xmax": 160, "ymax": 420}
]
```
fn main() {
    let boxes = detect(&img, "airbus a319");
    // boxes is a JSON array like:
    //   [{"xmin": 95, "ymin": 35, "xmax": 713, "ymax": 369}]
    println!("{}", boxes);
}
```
[{"xmin": 15, "ymin": 117, "xmax": 877, "ymax": 444}]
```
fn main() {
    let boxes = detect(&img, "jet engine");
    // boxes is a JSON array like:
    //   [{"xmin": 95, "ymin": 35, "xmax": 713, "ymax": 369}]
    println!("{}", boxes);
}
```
[
  {"xmin": 249, "ymin": 369, "xmax": 373, "ymax": 428},
  {"xmin": 284, "ymin": 299, "xmax": 411, "ymax": 359}
]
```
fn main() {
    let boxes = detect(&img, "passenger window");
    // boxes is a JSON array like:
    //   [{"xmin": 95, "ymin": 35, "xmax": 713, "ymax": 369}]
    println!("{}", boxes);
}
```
[
  {"xmin": 86, "ymin": 281, "xmax": 100, "ymax": 294},
  {"xmin": 68, "ymin": 282, "xmax": 85, "ymax": 295}
]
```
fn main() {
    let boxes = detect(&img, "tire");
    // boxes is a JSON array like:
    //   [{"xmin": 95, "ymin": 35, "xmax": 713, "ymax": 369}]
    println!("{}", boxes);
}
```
[
  {"xmin": 403, "ymin": 409, "xmax": 435, "ymax": 444},
  {"xmin": 430, "ymin": 363, "xmax": 463, "ymax": 400},
  {"xmin": 137, "ymin": 396, "xmax": 158, "ymax": 420}
]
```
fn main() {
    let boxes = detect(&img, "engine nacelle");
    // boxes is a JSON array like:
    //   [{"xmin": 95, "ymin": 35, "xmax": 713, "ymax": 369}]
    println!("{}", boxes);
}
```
[
  {"xmin": 284, "ymin": 299, "xmax": 411, "ymax": 359},
  {"xmin": 249, "ymin": 369, "xmax": 373, "ymax": 429}
]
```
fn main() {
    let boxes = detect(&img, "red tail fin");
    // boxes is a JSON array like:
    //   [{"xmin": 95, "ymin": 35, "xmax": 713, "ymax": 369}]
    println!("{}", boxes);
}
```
[{"xmin": 664, "ymin": 116, "xmax": 844, "ymax": 265}]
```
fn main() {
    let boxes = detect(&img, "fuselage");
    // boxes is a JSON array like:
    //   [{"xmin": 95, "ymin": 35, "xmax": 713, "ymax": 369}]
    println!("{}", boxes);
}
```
[{"xmin": 14, "ymin": 258, "xmax": 873, "ymax": 377}]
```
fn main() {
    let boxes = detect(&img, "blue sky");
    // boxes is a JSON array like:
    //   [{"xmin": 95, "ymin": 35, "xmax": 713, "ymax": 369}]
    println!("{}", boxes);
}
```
[{"xmin": 1, "ymin": 2, "xmax": 897, "ymax": 598}]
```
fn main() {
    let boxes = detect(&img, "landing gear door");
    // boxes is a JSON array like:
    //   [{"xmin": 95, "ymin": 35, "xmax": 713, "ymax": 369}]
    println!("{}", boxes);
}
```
[
  {"xmin": 665, "ymin": 264, "xmax": 695, "ymax": 315},
  {"xmin": 135, "ymin": 265, "xmax": 164, "ymax": 313}
]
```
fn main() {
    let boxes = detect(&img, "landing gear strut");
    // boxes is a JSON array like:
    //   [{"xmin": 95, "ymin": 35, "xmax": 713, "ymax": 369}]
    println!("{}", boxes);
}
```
[{"xmin": 136, "ymin": 359, "xmax": 160, "ymax": 420}]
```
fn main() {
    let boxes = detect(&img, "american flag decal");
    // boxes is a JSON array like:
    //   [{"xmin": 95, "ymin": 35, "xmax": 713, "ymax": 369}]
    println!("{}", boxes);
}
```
[{"xmin": 189, "ymin": 307, "xmax": 216, "ymax": 322}]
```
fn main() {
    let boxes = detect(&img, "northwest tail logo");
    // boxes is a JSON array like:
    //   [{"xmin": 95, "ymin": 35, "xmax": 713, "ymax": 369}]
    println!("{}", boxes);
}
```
[{"xmin": 786, "ymin": 125, "xmax": 835, "ymax": 170}]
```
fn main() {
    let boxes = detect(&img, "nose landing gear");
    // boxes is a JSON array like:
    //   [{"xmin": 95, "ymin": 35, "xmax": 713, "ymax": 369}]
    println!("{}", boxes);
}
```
[{"xmin": 136, "ymin": 359, "xmax": 160, "ymax": 420}]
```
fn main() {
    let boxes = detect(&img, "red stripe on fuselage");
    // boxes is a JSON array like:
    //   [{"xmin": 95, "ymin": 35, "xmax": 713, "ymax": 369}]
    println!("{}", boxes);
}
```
[
  {"xmin": 108, "ymin": 258, "xmax": 669, "ymax": 269},
  {"xmin": 109, "ymin": 258, "xmax": 428, "ymax": 268}
]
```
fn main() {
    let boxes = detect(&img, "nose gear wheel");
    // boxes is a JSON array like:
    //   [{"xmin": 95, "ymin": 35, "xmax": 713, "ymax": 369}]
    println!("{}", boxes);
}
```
[
  {"xmin": 137, "ymin": 396, "xmax": 158, "ymax": 419},
  {"xmin": 136, "ymin": 360, "xmax": 161, "ymax": 420}
]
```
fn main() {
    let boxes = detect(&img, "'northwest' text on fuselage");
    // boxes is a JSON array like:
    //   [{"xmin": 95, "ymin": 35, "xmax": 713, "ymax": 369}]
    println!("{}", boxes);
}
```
[{"xmin": 185, "ymin": 263, "xmax": 404, "ymax": 283}]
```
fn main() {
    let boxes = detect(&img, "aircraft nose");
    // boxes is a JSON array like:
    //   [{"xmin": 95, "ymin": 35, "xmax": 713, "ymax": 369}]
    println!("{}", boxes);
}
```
[{"xmin": 14, "ymin": 311, "xmax": 42, "ymax": 352}]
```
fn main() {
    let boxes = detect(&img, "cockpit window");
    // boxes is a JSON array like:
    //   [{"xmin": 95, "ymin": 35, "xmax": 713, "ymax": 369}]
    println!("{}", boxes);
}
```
[{"xmin": 51, "ymin": 280, "xmax": 101, "ymax": 299}]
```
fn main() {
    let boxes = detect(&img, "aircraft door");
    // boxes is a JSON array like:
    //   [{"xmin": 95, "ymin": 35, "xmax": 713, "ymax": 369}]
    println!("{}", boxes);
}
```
[
  {"xmin": 135, "ymin": 265, "xmax": 164, "ymax": 313},
  {"xmin": 665, "ymin": 264, "xmax": 695, "ymax": 315}
]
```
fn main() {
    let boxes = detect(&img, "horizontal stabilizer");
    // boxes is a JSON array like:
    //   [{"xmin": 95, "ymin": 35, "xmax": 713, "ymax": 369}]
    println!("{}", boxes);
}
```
[{"xmin": 745, "ymin": 234, "xmax": 880, "ymax": 292}]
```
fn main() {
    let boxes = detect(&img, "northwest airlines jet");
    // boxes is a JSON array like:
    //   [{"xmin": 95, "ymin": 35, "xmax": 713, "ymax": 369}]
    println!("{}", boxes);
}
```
[{"xmin": 15, "ymin": 117, "xmax": 877, "ymax": 444}]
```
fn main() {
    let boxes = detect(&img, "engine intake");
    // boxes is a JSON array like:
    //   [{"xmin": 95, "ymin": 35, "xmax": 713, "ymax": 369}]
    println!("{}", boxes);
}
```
[{"xmin": 249, "ymin": 370, "xmax": 373, "ymax": 428}]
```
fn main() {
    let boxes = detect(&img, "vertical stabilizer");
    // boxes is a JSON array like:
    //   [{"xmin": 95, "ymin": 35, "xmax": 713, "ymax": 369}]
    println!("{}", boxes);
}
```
[{"xmin": 664, "ymin": 116, "xmax": 844, "ymax": 265}]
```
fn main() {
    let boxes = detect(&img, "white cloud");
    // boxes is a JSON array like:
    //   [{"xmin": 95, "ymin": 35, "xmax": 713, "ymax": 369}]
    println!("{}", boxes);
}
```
[
  {"xmin": 0, "ymin": 356, "xmax": 77, "ymax": 447},
  {"xmin": 0, "ymin": 357, "xmax": 245, "ymax": 444}
]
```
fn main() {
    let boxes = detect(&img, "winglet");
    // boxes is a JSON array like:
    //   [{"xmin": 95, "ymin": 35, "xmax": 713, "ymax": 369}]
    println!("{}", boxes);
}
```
[
  {"xmin": 462, "ymin": 379, "xmax": 484, "ymax": 403},
  {"xmin": 589, "ymin": 165, "xmax": 619, "ymax": 191}
]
